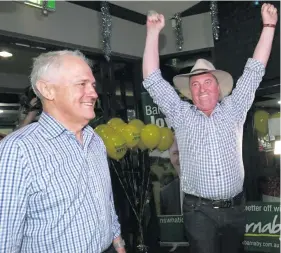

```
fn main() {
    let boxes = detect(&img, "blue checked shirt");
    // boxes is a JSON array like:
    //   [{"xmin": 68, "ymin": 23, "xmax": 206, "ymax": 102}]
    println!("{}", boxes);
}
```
[
  {"xmin": 143, "ymin": 58, "xmax": 265, "ymax": 200},
  {"xmin": 0, "ymin": 112, "xmax": 120, "ymax": 252}
]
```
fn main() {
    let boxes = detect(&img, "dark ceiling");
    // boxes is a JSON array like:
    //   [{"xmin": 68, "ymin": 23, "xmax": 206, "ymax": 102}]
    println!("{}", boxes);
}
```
[{"xmin": 68, "ymin": 1, "xmax": 210, "ymax": 25}]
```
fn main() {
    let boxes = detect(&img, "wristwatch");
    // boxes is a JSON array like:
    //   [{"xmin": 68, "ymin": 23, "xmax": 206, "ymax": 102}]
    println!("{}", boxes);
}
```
[{"xmin": 113, "ymin": 239, "xmax": 125, "ymax": 249}]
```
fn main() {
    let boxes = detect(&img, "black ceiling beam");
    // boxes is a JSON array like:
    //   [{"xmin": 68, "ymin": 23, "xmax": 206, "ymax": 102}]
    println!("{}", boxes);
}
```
[
  {"xmin": 181, "ymin": 1, "xmax": 210, "ymax": 17},
  {"xmin": 68, "ymin": 1, "xmax": 146, "ymax": 25}
]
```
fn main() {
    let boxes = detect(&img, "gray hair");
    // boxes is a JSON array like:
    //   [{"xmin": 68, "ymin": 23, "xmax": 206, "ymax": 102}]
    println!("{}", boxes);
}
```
[{"xmin": 30, "ymin": 50, "xmax": 92, "ymax": 98}]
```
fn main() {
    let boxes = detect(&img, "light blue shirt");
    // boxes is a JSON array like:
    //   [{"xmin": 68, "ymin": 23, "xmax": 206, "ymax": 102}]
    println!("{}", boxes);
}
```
[
  {"xmin": 0, "ymin": 112, "xmax": 120, "ymax": 252},
  {"xmin": 143, "ymin": 58, "xmax": 265, "ymax": 200}
]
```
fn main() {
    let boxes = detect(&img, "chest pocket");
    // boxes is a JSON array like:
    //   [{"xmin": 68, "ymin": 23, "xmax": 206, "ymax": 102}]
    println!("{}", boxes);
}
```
[
  {"xmin": 178, "ymin": 114, "xmax": 206, "ymax": 151},
  {"xmin": 215, "ymin": 114, "xmax": 237, "ymax": 141}
]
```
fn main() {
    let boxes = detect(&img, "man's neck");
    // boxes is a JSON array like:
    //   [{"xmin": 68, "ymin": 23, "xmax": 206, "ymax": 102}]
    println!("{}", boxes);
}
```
[{"xmin": 44, "ymin": 107, "xmax": 86, "ymax": 144}]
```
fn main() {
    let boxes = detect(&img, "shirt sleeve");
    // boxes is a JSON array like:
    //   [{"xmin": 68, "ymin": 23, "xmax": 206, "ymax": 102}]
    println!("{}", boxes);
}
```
[
  {"xmin": 143, "ymin": 69, "xmax": 192, "ymax": 129},
  {"xmin": 226, "ymin": 58, "xmax": 265, "ymax": 122},
  {"xmin": 0, "ymin": 137, "xmax": 32, "ymax": 252},
  {"xmin": 110, "ymin": 189, "xmax": 121, "ymax": 239}
]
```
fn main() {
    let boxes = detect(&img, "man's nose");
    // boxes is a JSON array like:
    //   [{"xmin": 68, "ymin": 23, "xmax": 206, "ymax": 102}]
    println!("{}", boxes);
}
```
[
  {"xmin": 87, "ymin": 84, "xmax": 98, "ymax": 98},
  {"xmin": 199, "ymin": 84, "xmax": 206, "ymax": 92}
]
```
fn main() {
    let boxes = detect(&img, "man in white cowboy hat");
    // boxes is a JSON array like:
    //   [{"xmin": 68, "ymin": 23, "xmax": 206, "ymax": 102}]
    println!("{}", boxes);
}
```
[{"xmin": 142, "ymin": 4, "xmax": 278, "ymax": 253}]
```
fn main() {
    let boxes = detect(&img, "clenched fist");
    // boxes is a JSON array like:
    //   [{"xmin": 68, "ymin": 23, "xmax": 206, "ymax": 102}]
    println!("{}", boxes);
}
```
[
  {"xmin": 146, "ymin": 10, "xmax": 165, "ymax": 33},
  {"xmin": 261, "ymin": 3, "xmax": 278, "ymax": 25}
]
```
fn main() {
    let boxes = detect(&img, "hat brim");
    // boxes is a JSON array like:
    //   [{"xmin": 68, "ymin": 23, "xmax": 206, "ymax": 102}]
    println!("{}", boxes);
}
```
[{"xmin": 173, "ymin": 70, "xmax": 233, "ymax": 101}]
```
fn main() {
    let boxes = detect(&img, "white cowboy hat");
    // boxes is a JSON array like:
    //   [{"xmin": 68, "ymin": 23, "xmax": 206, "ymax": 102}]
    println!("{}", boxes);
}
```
[{"xmin": 173, "ymin": 59, "xmax": 234, "ymax": 100}]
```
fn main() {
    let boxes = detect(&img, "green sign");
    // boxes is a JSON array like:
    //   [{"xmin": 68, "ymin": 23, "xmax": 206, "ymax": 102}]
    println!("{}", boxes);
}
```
[
  {"xmin": 141, "ymin": 91, "xmax": 189, "ymax": 128},
  {"xmin": 244, "ymin": 202, "xmax": 280, "ymax": 252},
  {"xmin": 141, "ymin": 92, "xmax": 169, "ymax": 127},
  {"xmin": 158, "ymin": 202, "xmax": 280, "ymax": 252},
  {"xmin": 21, "ymin": 0, "xmax": 56, "ymax": 11}
]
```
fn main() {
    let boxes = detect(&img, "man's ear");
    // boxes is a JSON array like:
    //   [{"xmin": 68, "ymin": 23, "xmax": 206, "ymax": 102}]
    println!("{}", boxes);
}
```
[{"xmin": 36, "ymin": 81, "xmax": 55, "ymax": 101}]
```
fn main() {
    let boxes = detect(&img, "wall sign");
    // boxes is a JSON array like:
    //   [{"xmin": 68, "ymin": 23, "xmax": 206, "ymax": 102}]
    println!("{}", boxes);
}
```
[{"xmin": 19, "ymin": 0, "xmax": 56, "ymax": 11}]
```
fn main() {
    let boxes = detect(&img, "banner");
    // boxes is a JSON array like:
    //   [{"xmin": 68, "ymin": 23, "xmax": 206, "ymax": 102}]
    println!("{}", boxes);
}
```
[
  {"xmin": 158, "ymin": 202, "xmax": 280, "ymax": 252},
  {"xmin": 141, "ymin": 91, "xmax": 187, "ymax": 251},
  {"xmin": 141, "ymin": 92, "xmax": 181, "ymax": 216},
  {"xmin": 141, "ymin": 92, "xmax": 169, "ymax": 127},
  {"xmin": 243, "ymin": 202, "xmax": 280, "ymax": 252}
]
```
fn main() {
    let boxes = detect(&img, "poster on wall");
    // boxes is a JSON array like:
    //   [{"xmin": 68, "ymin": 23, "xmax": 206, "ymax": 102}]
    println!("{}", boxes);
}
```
[{"xmin": 141, "ymin": 92, "xmax": 188, "ymax": 250}]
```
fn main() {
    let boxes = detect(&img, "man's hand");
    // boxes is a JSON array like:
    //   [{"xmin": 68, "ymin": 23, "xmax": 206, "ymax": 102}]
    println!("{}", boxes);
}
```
[
  {"xmin": 261, "ymin": 3, "xmax": 278, "ymax": 25},
  {"xmin": 146, "ymin": 11, "xmax": 165, "ymax": 34},
  {"xmin": 30, "ymin": 97, "xmax": 38, "ymax": 108},
  {"xmin": 143, "ymin": 11, "xmax": 165, "ymax": 78}
]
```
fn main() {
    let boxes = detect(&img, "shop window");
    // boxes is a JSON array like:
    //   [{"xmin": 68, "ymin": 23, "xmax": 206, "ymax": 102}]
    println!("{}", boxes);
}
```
[{"xmin": 254, "ymin": 93, "xmax": 280, "ymax": 203}]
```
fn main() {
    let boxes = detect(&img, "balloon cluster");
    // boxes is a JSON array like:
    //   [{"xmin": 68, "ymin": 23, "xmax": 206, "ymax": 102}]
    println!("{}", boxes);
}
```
[
  {"xmin": 254, "ymin": 110, "xmax": 280, "ymax": 136},
  {"xmin": 95, "ymin": 118, "xmax": 173, "ymax": 252},
  {"xmin": 95, "ymin": 118, "xmax": 174, "ymax": 160}
]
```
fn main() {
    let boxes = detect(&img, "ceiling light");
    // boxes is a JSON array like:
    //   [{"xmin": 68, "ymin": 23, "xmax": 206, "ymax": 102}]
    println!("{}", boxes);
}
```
[
  {"xmin": 278, "ymin": 101, "xmax": 281, "ymax": 104},
  {"xmin": 0, "ymin": 51, "xmax": 13, "ymax": 58},
  {"xmin": 0, "ymin": 110, "xmax": 3, "ymax": 113}
]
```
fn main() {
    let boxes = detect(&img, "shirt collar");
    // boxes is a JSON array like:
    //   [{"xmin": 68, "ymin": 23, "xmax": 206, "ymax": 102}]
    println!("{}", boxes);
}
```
[
  {"xmin": 191, "ymin": 103, "xmax": 221, "ymax": 117},
  {"xmin": 38, "ymin": 112, "xmax": 94, "ymax": 140}
]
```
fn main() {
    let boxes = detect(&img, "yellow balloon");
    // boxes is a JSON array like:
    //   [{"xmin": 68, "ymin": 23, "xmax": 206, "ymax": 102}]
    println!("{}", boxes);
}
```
[
  {"xmin": 270, "ymin": 112, "xmax": 280, "ymax": 119},
  {"xmin": 107, "ymin": 118, "xmax": 125, "ymax": 129},
  {"xmin": 120, "ymin": 124, "xmax": 140, "ymax": 148},
  {"xmin": 94, "ymin": 124, "xmax": 114, "ymax": 140},
  {"xmin": 104, "ymin": 133, "xmax": 127, "ymax": 161},
  {"xmin": 254, "ymin": 110, "xmax": 269, "ymax": 134},
  {"xmin": 129, "ymin": 119, "xmax": 145, "ymax": 132},
  {"xmin": 141, "ymin": 124, "xmax": 161, "ymax": 150},
  {"xmin": 157, "ymin": 127, "xmax": 174, "ymax": 151},
  {"xmin": 137, "ymin": 139, "xmax": 147, "ymax": 151},
  {"xmin": 115, "ymin": 123, "xmax": 127, "ymax": 134}
]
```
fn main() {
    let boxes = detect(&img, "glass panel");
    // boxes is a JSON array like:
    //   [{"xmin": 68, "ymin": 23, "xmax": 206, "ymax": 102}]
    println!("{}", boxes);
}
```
[{"xmin": 254, "ymin": 92, "xmax": 280, "ymax": 203}]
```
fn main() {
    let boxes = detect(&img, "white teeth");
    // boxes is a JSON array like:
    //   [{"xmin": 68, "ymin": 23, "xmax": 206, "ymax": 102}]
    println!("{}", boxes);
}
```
[{"xmin": 83, "ymin": 102, "xmax": 93, "ymax": 106}]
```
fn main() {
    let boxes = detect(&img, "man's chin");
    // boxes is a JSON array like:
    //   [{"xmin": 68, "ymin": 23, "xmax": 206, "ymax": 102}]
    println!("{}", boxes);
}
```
[
  {"xmin": 198, "ymin": 104, "xmax": 216, "ymax": 112},
  {"xmin": 82, "ymin": 112, "xmax": 95, "ymax": 122}
]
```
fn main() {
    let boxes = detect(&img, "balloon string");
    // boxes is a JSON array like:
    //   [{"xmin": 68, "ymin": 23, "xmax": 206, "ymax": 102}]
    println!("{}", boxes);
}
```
[
  {"xmin": 140, "ymin": 171, "xmax": 151, "ymax": 222},
  {"xmin": 111, "ymin": 160, "xmax": 140, "ymax": 223},
  {"xmin": 129, "ymin": 150, "xmax": 137, "ymax": 204},
  {"xmin": 124, "ymin": 155, "xmax": 133, "ymax": 198},
  {"xmin": 140, "ymin": 150, "xmax": 146, "ymax": 213},
  {"xmin": 140, "ymin": 151, "xmax": 151, "ymax": 222},
  {"xmin": 126, "ymin": 153, "xmax": 137, "ymax": 202},
  {"xmin": 119, "ymin": 159, "xmax": 130, "ymax": 192},
  {"xmin": 121, "ymin": 158, "xmax": 128, "ymax": 189}
]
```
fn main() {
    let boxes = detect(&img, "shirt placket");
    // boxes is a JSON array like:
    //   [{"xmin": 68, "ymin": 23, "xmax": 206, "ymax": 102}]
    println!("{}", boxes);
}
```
[
  {"xmin": 207, "ymin": 117, "xmax": 221, "ymax": 197},
  {"xmin": 76, "ymin": 132, "xmax": 104, "ymax": 252}
]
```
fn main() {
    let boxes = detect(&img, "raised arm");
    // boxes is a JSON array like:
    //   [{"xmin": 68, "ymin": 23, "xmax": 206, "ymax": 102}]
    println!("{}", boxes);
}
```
[
  {"xmin": 143, "ymin": 11, "xmax": 164, "ymax": 78},
  {"xmin": 229, "ymin": 3, "xmax": 278, "ymax": 121},
  {"xmin": 142, "ymin": 12, "xmax": 190, "ymax": 129},
  {"xmin": 253, "ymin": 3, "xmax": 278, "ymax": 66}
]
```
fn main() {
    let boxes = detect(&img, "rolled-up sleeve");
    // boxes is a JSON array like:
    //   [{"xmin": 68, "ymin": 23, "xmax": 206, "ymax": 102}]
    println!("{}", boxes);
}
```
[
  {"xmin": 0, "ymin": 137, "xmax": 32, "ymax": 252},
  {"xmin": 143, "ymin": 69, "xmax": 191, "ymax": 129},
  {"xmin": 110, "ymin": 191, "xmax": 121, "ymax": 239},
  {"xmin": 229, "ymin": 58, "xmax": 265, "ymax": 121}
]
